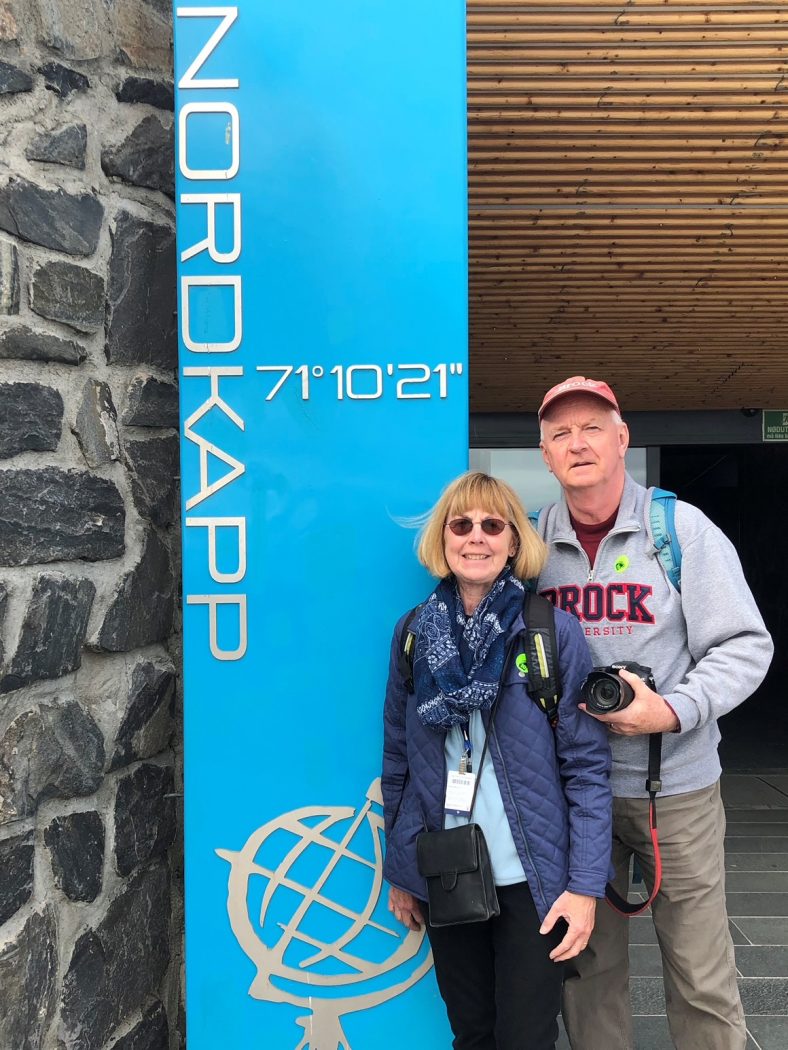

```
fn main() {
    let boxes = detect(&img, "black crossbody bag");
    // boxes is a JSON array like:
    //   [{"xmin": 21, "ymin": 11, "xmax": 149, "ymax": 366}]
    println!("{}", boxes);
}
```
[{"xmin": 416, "ymin": 704, "xmax": 501, "ymax": 928}]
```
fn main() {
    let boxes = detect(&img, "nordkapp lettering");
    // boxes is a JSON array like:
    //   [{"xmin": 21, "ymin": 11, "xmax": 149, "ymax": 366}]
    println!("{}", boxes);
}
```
[{"xmin": 178, "ymin": 6, "xmax": 246, "ymax": 661}]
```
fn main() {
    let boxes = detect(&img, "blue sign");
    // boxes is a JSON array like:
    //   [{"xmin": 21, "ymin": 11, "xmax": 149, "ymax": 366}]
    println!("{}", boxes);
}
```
[{"xmin": 174, "ymin": 3, "xmax": 467, "ymax": 1046}]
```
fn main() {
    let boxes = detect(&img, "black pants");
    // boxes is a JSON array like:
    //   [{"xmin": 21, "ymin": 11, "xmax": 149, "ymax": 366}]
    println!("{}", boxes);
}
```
[{"xmin": 425, "ymin": 882, "xmax": 565, "ymax": 1050}]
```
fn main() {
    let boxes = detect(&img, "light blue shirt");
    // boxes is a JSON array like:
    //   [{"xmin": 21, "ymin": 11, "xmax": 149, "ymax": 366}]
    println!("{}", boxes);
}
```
[{"xmin": 444, "ymin": 709, "xmax": 526, "ymax": 886}]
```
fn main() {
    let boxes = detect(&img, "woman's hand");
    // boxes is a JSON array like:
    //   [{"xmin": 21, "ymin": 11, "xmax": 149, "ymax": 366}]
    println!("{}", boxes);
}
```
[
  {"xmin": 539, "ymin": 890, "xmax": 596, "ymax": 962},
  {"xmin": 388, "ymin": 887, "xmax": 424, "ymax": 931}
]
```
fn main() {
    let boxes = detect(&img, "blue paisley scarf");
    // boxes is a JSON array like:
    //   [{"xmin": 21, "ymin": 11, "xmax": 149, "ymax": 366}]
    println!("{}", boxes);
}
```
[{"xmin": 413, "ymin": 567, "xmax": 525, "ymax": 730}]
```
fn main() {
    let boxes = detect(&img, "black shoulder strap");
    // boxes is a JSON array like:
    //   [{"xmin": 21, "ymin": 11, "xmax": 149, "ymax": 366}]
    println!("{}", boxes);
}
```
[
  {"xmin": 523, "ymin": 591, "xmax": 562, "ymax": 727},
  {"xmin": 398, "ymin": 604, "xmax": 422, "ymax": 693}
]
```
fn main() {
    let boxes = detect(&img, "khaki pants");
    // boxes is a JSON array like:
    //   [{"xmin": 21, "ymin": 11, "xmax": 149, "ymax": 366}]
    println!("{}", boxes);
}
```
[{"xmin": 562, "ymin": 781, "xmax": 746, "ymax": 1050}]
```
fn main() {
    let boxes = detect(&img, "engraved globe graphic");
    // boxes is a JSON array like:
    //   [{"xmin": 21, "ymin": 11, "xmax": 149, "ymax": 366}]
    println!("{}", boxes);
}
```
[{"xmin": 217, "ymin": 778, "xmax": 433, "ymax": 1050}]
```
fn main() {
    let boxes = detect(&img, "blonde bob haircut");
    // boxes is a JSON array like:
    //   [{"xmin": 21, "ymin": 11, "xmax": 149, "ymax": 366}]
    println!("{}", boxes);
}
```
[{"xmin": 417, "ymin": 471, "xmax": 547, "ymax": 582}]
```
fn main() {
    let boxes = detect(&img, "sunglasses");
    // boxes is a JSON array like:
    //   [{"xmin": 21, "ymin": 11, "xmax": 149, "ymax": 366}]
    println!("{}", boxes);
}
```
[{"xmin": 445, "ymin": 516, "xmax": 510, "ymax": 537}]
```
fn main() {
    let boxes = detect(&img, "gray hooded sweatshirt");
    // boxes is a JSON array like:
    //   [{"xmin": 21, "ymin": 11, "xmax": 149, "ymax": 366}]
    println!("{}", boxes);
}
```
[{"xmin": 533, "ymin": 473, "xmax": 773, "ymax": 798}]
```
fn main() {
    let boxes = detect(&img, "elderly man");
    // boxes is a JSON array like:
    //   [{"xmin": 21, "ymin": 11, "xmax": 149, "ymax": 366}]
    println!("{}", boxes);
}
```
[{"xmin": 531, "ymin": 376, "xmax": 773, "ymax": 1050}]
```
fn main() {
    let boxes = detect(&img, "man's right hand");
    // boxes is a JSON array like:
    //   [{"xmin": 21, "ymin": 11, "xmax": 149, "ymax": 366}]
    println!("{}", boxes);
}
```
[{"xmin": 388, "ymin": 886, "xmax": 424, "ymax": 930}]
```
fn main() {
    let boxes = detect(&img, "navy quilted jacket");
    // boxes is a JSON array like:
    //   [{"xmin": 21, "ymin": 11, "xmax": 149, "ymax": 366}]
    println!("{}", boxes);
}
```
[{"xmin": 382, "ymin": 604, "xmax": 613, "ymax": 922}]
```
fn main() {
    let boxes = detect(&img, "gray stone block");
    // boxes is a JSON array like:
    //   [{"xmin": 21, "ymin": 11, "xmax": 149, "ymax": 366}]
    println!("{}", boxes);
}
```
[
  {"xmin": 630, "ymin": 975, "xmax": 665, "ymax": 1014},
  {"xmin": 727, "ymin": 852, "xmax": 788, "ymax": 872},
  {"xmin": 746, "ymin": 1017, "xmax": 788, "ymax": 1048},
  {"xmin": 735, "ymin": 944, "xmax": 788, "ymax": 977},
  {"xmin": 727, "ymin": 870, "xmax": 788, "ymax": 891},
  {"xmin": 0, "ymin": 699, "xmax": 105, "ymax": 823},
  {"xmin": 727, "ymin": 822, "xmax": 788, "ymax": 837},
  {"xmin": 0, "ymin": 908, "xmax": 57, "ymax": 1050},
  {"xmin": 141, "ymin": 0, "xmax": 170, "ymax": 17},
  {"xmin": 726, "ymin": 835, "xmax": 788, "ymax": 853},
  {"xmin": 625, "ymin": 1017, "xmax": 674, "ymax": 1050},
  {"xmin": 739, "ymin": 977, "xmax": 788, "ymax": 1014},
  {"xmin": 74, "ymin": 379, "xmax": 120, "ymax": 468},
  {"xmin": 35, "ymin": 0, "xmax": 112, "ymax": 61},
  {"xmin": 629, "ymin": 915, "xmax": 659, "ymax": 945},
  {"xmin": 30, "ymin": 259, "xmax": 105, "ymax": 332},
  {"xmin": 116, "ymin": 76, "xmax": 173, "ymax": 111},
  {"xmin": 114, "ymin": 762, "xmax": 175, "ymax": 877},
  {"xmin": 727, "ymin": 891, "xmax": 788, "ymax": 916},
  {"xmin": 0, "ymin": 574, "xmax": 95, "ymax": 692},
  {"xmin": 725, "ymin": 806, "xmax": 788, "ymax": 823},
  {"xmin": 26, "ymin": 123, "xmax": 87, "ymax": 169},
  {"xmin": 125, "ymin": 433, "xmax": 179, "ymax": 526},
  {"xmin": 0, "ymin": 324, "xmax": 85, "ymax": 365},
  {"xmin": 38, "ymin": 61, "xmax": 89, "ymax": 98},
  {"xmin": 102, "ymin": 115, "xmax": 174, "ymax": 198},
  {"xmin": 0, "ymin": 177, "xmax": 103, "ymax": 256},
  {"xmin": 106, "ymin": 211, "xmax": 176, "ymax": 368},
  {"xmin": 109, "ymin": 1001, "xmax": 169, "ymax": 1050},
  {"xmin": 0, "ymin": 829, "xmax": 34, "ymax": 924},
  {"xmin": 0, "ymin": 466, "xmax": 125, "ymax": 565},
  {"xmin": 0, "ymin": 238, "xmax": 18, "ymax": 314},
  {"xmin": 59, "ymin": 864, "xmax": 170, "ymax": 1050},
  {"xmin": 122, "ymin": 374, "xmax": 179, "ymax": 428},
  {"xmin": 733, "ymin": 917, "xmax": 788, "ymax": 945},
  {"xmin": 0, "ymin": 381, "xmax": 63, "ymax": 458},
  {"xmin": 96, "ymin": 530, "xmax": 174, "ymax": 650},
  {"xmin": 110, "ymin": 659, "xmax": 176, "ymax": 771},
  {"xmin": 0, "ymin": 6, "xmax": 15, "ymax": 43},
  {"xmin": 0, "ymin": 58, "xmax": 32, "ymax": 93},
  {"xmin": 629, "ymin": 943, "xmax": 664, "ymax": 978},
  {"xmin": 113, "ymin": 1, "xmax": 172, "ymax": 70},
  {"xmin": 44, "ymin": 810, "xmax": 104, "ymax": 902}
]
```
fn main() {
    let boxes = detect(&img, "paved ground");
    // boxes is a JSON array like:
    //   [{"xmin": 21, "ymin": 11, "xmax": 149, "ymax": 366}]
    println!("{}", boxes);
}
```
[{"xmin": 556, "ymin": 772, "xmax": 788, "ymax": 1049}]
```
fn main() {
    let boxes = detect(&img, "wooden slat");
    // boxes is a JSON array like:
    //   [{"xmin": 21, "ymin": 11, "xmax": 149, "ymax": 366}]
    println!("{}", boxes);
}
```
[
  {"xmin": 466, "ymin": 0, "xmax": 788, "ymax": 412},
  {"xmin": 468, "ymin": 10, "xmax": 788, "ymax": 26}
]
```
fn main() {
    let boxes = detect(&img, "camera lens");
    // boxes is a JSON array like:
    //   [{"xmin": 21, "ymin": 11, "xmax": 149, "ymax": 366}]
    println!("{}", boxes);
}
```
[
  {"xmin": 596, "ymin": 681, "xmax": 619, "ymax": 705},
  {"xmin": 581, "ymin": 669, "xmax": 637, "ymax": 714},
  {"xmin": 591, "ymin": 678, "xmax": 621, "ymax": 712}
]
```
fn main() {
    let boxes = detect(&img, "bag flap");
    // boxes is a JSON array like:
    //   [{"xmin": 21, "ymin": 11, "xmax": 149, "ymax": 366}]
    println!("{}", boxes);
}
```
[{"xmin": 416, "ymin": 824, "xmax": 480, "ymax": 878}]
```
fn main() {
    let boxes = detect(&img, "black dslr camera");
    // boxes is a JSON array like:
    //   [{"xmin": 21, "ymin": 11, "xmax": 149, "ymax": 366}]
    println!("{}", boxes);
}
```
[{"xmin": 581, "ymin": 663, "xmax": 656, "ymax": 715}]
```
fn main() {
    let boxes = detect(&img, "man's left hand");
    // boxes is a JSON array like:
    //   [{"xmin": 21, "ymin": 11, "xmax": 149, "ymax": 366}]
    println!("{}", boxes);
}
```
[
  {"xmin": 540, "ymin": 890, "xmax": 596, "ymax": 962},
  {"xmin": 580, "ymin": 668, "xmax": 679, "ymax": 735}
]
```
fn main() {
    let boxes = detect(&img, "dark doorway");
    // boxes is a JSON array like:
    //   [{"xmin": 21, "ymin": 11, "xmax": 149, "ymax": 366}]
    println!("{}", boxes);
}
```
[{"xmin": 660, "ymin": 445, "xmax": 788, "ymax": 772}]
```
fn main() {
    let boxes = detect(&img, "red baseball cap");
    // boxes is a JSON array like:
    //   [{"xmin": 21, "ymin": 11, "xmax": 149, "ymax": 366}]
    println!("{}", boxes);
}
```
[{"xmin": 538, "ymin": 375, "xmax": 620, "ymax": 420}]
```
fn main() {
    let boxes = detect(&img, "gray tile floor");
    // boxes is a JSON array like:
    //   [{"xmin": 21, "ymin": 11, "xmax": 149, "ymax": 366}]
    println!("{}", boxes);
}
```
[
  {"xmin": 725, "ymin": 773, "xmax": 788, "ymax": 1050},
  {"xmin": 556, "ymin": 773, "xmax": 788, "ymax": 1049}
]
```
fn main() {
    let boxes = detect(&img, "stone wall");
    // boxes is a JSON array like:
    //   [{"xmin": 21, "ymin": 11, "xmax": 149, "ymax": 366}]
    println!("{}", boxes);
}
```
[{"xmin": 0, "ymin": 2, "xmax": 181, "ymax": 1048}]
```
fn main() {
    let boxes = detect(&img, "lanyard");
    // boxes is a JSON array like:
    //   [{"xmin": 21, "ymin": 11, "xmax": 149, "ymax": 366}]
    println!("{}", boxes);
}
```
[{"xmin": 459, "ymin": 724, "xmax": 473, "ymax": 774}]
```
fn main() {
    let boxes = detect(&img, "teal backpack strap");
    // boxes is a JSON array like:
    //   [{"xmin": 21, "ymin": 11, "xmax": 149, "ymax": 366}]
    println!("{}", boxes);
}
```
[
  {"xmin": 527, "ymin": 507, "xmax": 547, "ymax": 590},
  {"xmin": 649, "ymin": 487, "xmax": 682, "ymax": 593},
  {"xmin": 522, "ymin": 591, "xmax": 562, "ymax": 727}
]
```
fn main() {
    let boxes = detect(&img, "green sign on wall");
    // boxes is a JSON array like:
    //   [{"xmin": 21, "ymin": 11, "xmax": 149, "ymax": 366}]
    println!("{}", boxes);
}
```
[{"xmin": 763, "ymin": 411, "xmax": 788, "ymax": 441}]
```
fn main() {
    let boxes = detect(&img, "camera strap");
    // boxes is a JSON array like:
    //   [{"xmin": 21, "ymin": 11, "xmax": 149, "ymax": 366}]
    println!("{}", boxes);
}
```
[{"xmin": 605, "ymin": 732, "xmax": 663, "ymax": 917}]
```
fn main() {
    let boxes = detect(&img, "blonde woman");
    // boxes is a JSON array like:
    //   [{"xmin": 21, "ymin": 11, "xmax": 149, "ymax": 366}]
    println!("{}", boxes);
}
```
[{"xmin": 382, "ymin": 472, "xmax": 612, "ymax": 1050}]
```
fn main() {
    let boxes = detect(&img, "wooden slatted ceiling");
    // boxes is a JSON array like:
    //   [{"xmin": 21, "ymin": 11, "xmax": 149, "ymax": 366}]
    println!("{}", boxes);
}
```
[{"xmin": 467, "ymin": 0, "xmax": 788, "ymax": 413}]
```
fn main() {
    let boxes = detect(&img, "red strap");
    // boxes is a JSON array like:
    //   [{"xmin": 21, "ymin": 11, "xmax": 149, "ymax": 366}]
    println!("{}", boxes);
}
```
[{"xmin": 604, "ymin": 797, "xmax": 662, "ymax": 917}]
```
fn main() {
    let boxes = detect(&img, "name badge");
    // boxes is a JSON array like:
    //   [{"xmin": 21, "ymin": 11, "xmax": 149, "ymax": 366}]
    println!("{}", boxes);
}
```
[{"xmin": 444, "ymin": 770, "xmax": 476, "ymax": 816}]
